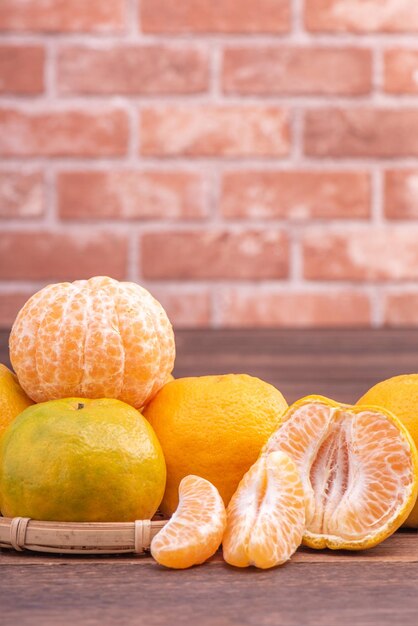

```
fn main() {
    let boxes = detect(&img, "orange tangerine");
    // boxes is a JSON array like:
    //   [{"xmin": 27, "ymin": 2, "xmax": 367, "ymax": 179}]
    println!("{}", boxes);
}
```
[
  {"xmin": 263, "ymin": 395, "xmax": 418, "ymax": 550},
  {"xmin": 223, "ymin": 451, "xmax": 305, "ymax": 569},
  {"xmin": 0, "ymin": 364, "xmax": 33, "ymax": 440},
  {"xmin": 9, "ymin": 276, "xmax": 175, "ymax": 409},
  {"xmin": 143, "ymin": 374, "xmax": 288, "ymax": 515},
  {"xmin": 151, "ymin": 475, "xmax": 226, "ymax": 569}
]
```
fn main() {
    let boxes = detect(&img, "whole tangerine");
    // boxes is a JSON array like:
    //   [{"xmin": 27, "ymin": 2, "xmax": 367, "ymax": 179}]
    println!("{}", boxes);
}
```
[
  {"xmin": 143, "ymin": 374, "xmax": 288, "ymax": 516},
  {"xmin": 0, "ymin": 364, "xmax": 33, "ymax": 440},
  {"xmin": 0, "ymin": 398, "xmax": 166, "ymax": 522}
]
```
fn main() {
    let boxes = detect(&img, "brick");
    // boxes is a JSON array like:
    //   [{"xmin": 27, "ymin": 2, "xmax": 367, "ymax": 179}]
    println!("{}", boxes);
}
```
[
  {"xmin": 305, "ymin": 109, "xmax": 418, "ymax": 158},
  {"xmin": 221, "ymin": 171, "xmax": 370, "ymax": 219},
  {"xmin": 0, "ymin": 171, "xmax": 44, "ymax": 218},
  {"xmin": 0, "ymin": 0, "xmax": 125, "ymax": 32},
  {"xmin": 384, "ymin": 50, "xmax": 418, "ymax": 94},
  {"xmin": 385, "ymin": 170, "xmax": 418, "ymax": 219},
  {"xmin": 305, "ymin": 0, "xmax": 418, "ymax": 33},
  {"xmin": 384, "ymin": 293, "xmax": 418, "ymax": 326},
  {"xmin": 58, "ymin": 171, "xmax": 208, "ymax": 220},
  {"xmin": 223, "ymin": 46, "xmax": 371, "ymax": 96},
  {"xmin": 0, "ymin": 231, "xmax": 128, "ymax": 280},
  {"xmin": 0, "ymin": 45, "xmax": 44, "ymax": 94},
  {"xmin": 57, "ymin": 44, "xmax": 209, "ymax": 95},
  {"xmin": 0, "ymin": 108, "xmax": 128, "ymax": 157},
  {"xmin": 219, "ymin": 289, "xmax": 370, "ymax": 327},
  {"xmin": 303, "ymin": 228, "xmax": 418, "ymax": 281},
  {"xmin": 147, "ymin": 287, "xmax": 211, "ymax": 327},
  {"xmin": 141, "ymin": 106, "xmax": 289, "ymax": 157},
  {"xmin": 141, "ymin": 230, "xmax": 289, "ymax": 279},
  {"xmin": 0, "ymin": 290, "xmax": 36, "ymax": 327},
  {"xmin": 140, "ymin": 0, "xmax": 290, "ymax": 33}
]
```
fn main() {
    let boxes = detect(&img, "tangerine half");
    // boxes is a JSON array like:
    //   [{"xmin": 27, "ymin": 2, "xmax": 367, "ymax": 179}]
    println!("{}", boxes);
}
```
[
  {"xmin": 263, "ymin": 395, "xmax": 418, "ymax": 550},
  {"xmin": 9, "ymin": 276, "xmax": 175, "ymax": 409},
  {"xmin": 357, "ymin": 373, "xmax": 418, "ymax": 528},
  {"xmin": 151, "ymin": 475, "xmax": 226, "ymax": 569}
]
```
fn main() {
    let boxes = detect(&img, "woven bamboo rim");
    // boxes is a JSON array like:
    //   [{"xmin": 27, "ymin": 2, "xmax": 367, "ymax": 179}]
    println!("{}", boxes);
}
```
[{"xmin": 0, "ymin": 516, "xmax": 167, "ymax": 555}]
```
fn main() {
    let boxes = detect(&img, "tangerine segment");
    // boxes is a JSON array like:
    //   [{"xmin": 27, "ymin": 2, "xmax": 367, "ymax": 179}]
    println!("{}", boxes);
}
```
[
  {"xmin": 223, "ymin": 451, "xmax": 305, "ymax": 569},
  {"xmin": 263, "ymin": 396, "xmax": 418, "ymax": 550},
  {"xmin": 150, "ymin": 475, "xmax": 226, "ymax": 569}
]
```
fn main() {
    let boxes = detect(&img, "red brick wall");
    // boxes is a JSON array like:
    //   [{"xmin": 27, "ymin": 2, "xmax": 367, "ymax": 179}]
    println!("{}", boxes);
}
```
[{"xmin": 1, "ymin": 0, "xmax": 418, "ymax": 328}]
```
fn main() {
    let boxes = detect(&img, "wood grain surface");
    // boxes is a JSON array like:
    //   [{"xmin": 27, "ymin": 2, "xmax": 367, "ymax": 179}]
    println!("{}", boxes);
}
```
[{"xmin": 1, "ymin": 328, "xmax": 418, "ymax": 626}]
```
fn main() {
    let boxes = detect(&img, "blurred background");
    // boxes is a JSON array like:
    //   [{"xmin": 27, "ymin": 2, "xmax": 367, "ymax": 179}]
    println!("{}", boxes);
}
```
[{"xmin": 1, "ymin": 0, "xmax": 418, "ymax": 329}]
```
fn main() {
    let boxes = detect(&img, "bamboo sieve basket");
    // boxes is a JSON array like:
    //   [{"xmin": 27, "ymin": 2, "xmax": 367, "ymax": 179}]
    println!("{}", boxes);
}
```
[{"xmin": 0, "ymin": 516, "xmax": 168, "ymax": 555}]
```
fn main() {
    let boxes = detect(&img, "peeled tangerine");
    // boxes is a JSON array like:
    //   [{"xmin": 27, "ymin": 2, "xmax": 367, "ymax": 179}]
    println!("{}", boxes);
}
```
[
  {"xmin": 9, "ymin": 276, "xmax": 175, "ymax": 409},
  {"xmin": 151, "ymin": 475, "xmax": 226, "ymax": 569},
  {"xmin": 263, "ymin": 395, "xmax": 418, "ymax": 550},
  {"xmin": 223, "ymin": 451, "xmax": 305, "ymax": 569}
]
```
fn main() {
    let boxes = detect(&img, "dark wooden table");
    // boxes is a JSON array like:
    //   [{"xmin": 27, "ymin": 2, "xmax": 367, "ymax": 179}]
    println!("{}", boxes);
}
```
[{"xmin": 1, "ymin": 328, "xmax": 418, "ymax": 626}]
